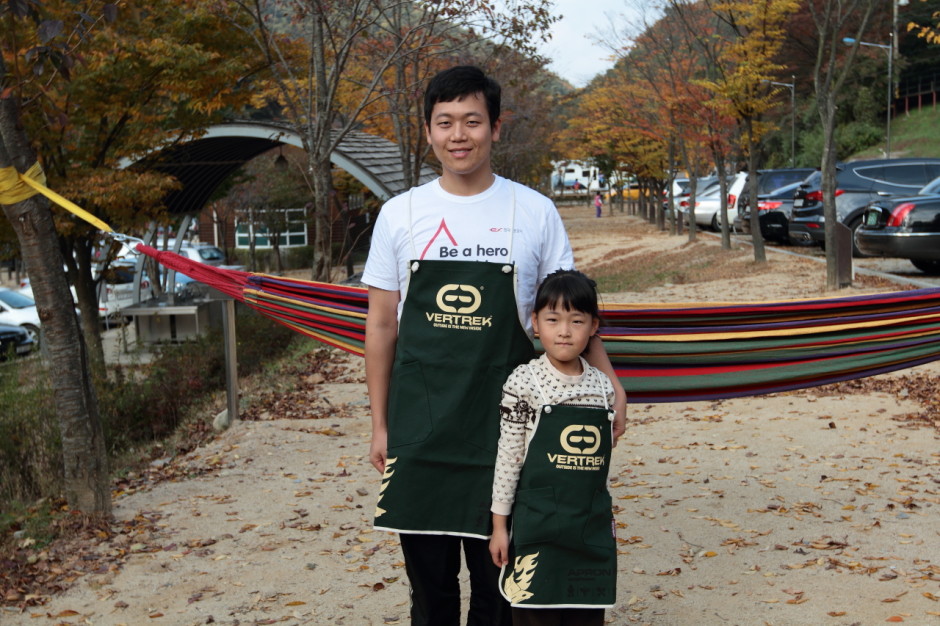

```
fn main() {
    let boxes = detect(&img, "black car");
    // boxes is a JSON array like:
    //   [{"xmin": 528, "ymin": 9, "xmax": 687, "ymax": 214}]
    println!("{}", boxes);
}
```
[
  {"xmin": 736, "ymin": 181, "xmax": 806, "ymax": 243},
  {"xmin": 733, "ymin": 168, "xmax": 816, "ymax": 240},
  {"xmin": 788, "ymin": 158, "xmax": 940, "ymax": 254},
  {"xmin": 0, "ymin": 322, "xmax": 34, "ymax": 359},
  {"xmin": 855, "ymin": 175, "xmax": 940, "ymax": 274}
]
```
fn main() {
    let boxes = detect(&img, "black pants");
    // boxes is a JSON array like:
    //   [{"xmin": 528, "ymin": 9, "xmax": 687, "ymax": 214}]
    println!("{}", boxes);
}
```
[
  {"xmin": 511, "ymin": 607, "xmax": 605, "ymax": 626},
  {"xmin": 399, "ymin": 533, "xmax": 511, "ymax": 626}
]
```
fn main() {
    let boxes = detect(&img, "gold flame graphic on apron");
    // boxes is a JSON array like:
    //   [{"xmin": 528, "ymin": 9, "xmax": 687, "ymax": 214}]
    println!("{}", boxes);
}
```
[
  {"xmin": 503, "ymin": 552, "xmax": 539, "ymax": 603},
  {"xmin": 374, "ymin": 457, "xmax": 397, "ymax": 518}
]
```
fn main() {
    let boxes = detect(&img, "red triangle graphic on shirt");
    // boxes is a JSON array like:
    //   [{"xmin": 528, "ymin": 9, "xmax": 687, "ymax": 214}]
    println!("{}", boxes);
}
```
[{"xmin": 419, "ymin": 218, "xmax": 459, "ymax": 259}]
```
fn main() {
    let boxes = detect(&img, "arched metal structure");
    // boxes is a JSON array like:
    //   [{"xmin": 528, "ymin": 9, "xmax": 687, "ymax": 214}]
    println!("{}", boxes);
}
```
[{"xmin": 134, "ymin": 120, "xmax": 437, "ymax": 215}]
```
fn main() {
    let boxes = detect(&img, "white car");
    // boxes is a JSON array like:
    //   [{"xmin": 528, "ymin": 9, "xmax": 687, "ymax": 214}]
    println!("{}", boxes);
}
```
[
  {"xmin": 19, "ymin": 262, "xmax": 153, "ymax": 322},
  {"xmin": 682, "ymin": 173, "xmax": 748, "ymax": 231},
  {"xmin": 679, "ymin": 180, "xmax": 725, "ymax": 230},
  {"xmin": 0, "ymin": 287, "xmax": 42, "ymax": 347}
]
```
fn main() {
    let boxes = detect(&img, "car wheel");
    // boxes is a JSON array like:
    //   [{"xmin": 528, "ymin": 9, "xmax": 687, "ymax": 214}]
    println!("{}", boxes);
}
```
[
  {"xmin": 710, "ymin": 213, "xmax": 720, "ymax": 231},
  {"xmin": 910, "ymin": 259, "xmax": 940, "ymax": 275},
  {"xmin": 22, "ymin": 323, "xmax": 40, "ymax": 351},
  {"xmin": 849, "ymin": 218, "xmax": 868, "ymax": 258}
]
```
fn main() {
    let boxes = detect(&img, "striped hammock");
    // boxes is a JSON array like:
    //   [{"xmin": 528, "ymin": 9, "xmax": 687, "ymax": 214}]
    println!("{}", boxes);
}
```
[{"xmin": 137, "ymin": 244, "xmax": 940, "ymax": 404}]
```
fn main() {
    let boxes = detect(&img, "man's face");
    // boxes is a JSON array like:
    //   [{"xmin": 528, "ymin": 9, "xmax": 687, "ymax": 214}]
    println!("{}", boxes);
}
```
[{"xmin": 425, "ymin": 93, "xmax": 500, "ymax": 191}]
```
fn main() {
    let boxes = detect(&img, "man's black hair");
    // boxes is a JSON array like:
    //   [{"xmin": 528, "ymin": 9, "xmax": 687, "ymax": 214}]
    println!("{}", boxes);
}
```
[
  {"xmin": 423, "ymin": 65, "xmax": 501, "ymax": 129},
  {"xmin": 534, "ymin": 269, "xmax": 601, "ymax": 322}
]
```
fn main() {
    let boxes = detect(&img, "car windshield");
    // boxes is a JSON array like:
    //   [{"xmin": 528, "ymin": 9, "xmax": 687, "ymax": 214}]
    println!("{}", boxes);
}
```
[
  {"xmin": 758, "ymin": 170, "xmax": 815, "ymax": 194},
  {"xmin": 196, "ymin": 247, "xmax": 225, "ymax": 262},
  {"xmin": 0, "ymin": 289, "xmax": 35, "ymax": 309},
  {"xmin": 920, "ymin": 176, "xmax": 940, "ymax": 195},
  {"xmin": 763, "ymin": 181, "xmax": 803, "ymax": 199}
]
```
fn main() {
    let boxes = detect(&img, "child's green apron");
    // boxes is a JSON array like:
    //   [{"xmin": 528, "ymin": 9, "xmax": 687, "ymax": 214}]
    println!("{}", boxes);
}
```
[
  {"xmin": 499, "ymin": 369, "xmax": 616, "ymax": 608},
  {"xmin": 373, "ymin": 189, "xmax": 535, "ymax": 538}
]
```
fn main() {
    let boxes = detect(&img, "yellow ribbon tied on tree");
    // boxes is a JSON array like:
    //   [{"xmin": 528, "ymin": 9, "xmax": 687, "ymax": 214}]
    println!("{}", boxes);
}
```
[{"xmin": 0, "ymin": 162, "xmax": 112, "ymax": 232}]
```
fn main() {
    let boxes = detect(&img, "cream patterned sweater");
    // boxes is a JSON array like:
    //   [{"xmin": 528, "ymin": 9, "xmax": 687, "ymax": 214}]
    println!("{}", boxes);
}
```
[{"xmin": 491, "ymin": 354, "xmax": 615, "ymax": 516}]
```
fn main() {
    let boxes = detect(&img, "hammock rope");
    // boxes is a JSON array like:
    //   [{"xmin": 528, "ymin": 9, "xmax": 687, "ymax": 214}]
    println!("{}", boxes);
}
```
[
  {"xmin": 8, "ymin": 168, "xmax": 938, "ymax": 404},
  {"xmin": 135, "ymin": 243, "xmax": 940, "ymax": 404}
]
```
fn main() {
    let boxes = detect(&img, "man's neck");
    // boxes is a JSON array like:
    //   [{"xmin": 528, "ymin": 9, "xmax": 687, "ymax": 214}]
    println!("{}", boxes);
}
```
[{"xmin": 439, "ymin": 171, "xmax": 496, "ymax": 196}]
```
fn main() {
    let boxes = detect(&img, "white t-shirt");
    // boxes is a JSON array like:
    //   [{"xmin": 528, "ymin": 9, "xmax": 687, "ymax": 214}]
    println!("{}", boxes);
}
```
[{"xmin": 362, "ymin": 176, "xmax": 573, "ymax": 334}]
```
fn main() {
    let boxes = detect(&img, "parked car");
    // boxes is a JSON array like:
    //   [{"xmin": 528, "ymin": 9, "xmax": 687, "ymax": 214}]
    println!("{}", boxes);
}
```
[
  {"xmin": 855, "ymin": 175, "xmax": 940, "ymax": 274},
  {"xmin": 19, "ymin": 261, "xmax": 153, "ymax": 322},
  {"xmin": 733, "ymin": 168, "xmax": 816, "ymax": 237},
  {"xmin": 788, "ymin": 158, "xmax": 940, "ymax": 254},
  {"xmin": 0, "ymin": 287, "xmax": 41, "ymax": 347},
  {"xmin": 665, "ymin": 176, "xmax": 719, "ymax": 216},
  {"xmin": 96, "ymin": 261, "xmax": 153, "ymax": 318},
  {"xmin": 0, "ymin": 322, "xmax": 34, "ymax": 359},
  {"xmin": 678, "ymin": 180, "xmax": 723, "ymax": 230},
  {"xmin": 175, "ymin": 243, "xmax": 226, "ymax": 266},
  {"xmin": 734, "ymin": 180, "xmax": 807, "ymax": 243}
]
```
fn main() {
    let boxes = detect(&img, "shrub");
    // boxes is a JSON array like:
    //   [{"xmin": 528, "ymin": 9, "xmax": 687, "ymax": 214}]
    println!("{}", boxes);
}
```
[
  {"xmin": 0, "ymin": 362, "xmax": 60, "ymax": 507},
  {"xmin": 0, "ymin": 309, "xmax": 298, "ymax": 507}
]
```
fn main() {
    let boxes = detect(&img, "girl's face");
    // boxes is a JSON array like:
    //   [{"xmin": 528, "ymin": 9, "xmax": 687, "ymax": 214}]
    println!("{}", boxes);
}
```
[{"xmin": 531, "ymin": 304, "xmax": 599, "ymax": 375}]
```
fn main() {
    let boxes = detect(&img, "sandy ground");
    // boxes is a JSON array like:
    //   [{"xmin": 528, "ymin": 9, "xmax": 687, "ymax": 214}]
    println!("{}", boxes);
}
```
[{"xmin": 7, "ymin": 206, "xmax": 940, "ymax": 625}]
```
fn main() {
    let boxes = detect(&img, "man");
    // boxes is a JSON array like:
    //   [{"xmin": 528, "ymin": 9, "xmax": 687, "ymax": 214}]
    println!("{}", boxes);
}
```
[{"xmin": 363, "ymin": 65, "xmax": 626, "ymax": 626}]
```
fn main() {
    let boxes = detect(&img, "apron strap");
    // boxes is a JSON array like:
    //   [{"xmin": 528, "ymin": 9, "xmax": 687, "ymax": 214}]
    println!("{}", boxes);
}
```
[{"xmin": 407, "ymin": 188, "xmax": 417, "ymax": 259}]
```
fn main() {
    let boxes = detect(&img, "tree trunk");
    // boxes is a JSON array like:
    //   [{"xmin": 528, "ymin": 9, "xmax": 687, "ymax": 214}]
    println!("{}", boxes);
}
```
[
  {"xmin": 67, "ymin": 240, "xmax": 106, "ymax": 373},
  {"xmin": 745, "ymin": 118, "xmax": 766, "ymax": 263},
  {"xmin": 0, "ymin": 94, "xmax": 111, "ymax": 515},
  {"xmin": 818, "ymin": 89, "xmax": 841, "ymax": 290}
]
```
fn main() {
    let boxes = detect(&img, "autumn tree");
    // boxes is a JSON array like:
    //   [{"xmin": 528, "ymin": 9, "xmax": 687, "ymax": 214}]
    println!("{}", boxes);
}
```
[
  {"xmin": 1, "ymin": 2, "xmax": 113, "ymax": 515},
  {"xmin": 8, "ymin": 1, "xmax": 257, "ymax": 367},
  {"xmin": 220, "ymin": 0, "xmax": 558, "ymax": 281},
  {"xmin": 667, "ymin": 0, "xmax": 799, "ymax": 261}
]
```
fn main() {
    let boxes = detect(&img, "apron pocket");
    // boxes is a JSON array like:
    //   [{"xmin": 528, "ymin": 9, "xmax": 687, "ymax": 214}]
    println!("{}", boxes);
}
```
[
  {"xmin": 513, "ymin": 486, "xmax": 558, "ymax": 546},
  {"xmin": 582, "ymin": 488, "xmax": 615, "ymax": 549},
  {"xmin": 387, "ymin": 360, "xmax": 433, "ymax": 448},
  {"xmin": 460, "ymin": 365, "xmax": 510, "ymax": 453}
]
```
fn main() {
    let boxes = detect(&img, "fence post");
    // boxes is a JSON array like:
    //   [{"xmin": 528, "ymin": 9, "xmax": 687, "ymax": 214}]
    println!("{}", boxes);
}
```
[{"xmin": 216, "ymin": 298, "xmax": 238, "ymax": 429}]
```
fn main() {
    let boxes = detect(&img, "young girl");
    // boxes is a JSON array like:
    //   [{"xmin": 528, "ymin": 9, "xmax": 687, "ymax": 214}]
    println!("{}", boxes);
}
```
[{"xmin": 490, "ymin": 269, "xmax": 619, "ymax": 626}]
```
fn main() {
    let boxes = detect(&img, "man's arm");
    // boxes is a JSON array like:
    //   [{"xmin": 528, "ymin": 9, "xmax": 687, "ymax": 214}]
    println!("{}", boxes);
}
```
[
  {"xmin": 585, "ymin": 334, "xmax": 627, "ymax": 445},
  {"xmin": 365, "ymin": 286, "xmax": 401, "ymax": 473}
]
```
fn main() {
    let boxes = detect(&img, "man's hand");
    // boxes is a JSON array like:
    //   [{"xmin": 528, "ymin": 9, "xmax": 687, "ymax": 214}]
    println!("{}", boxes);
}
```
[
  {"xmin": 612, "ymin": 388, "xmax": 627, "ymax": 447},
  {"xmin": 365, "ymin": 287, "xmax": 399, "ymax": 474},
  {"xmin": 370, "ymin": 428, "xmax": 388, "ymax": 474}
]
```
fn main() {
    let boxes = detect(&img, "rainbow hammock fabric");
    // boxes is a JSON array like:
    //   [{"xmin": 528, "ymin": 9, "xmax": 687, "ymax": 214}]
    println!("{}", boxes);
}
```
[{"xmin": 137, "ymin": 244, "xmax": 940, "ymax": 404}]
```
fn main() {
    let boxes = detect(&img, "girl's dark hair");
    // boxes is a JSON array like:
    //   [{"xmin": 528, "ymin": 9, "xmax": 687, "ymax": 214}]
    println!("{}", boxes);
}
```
[
  {"xmin": 423, "ymin": 65, "xmax": 501, "ymax": 129},
  {"xmin": 534, "ymin": 269, "xmax": 600, "ymax": 321}
]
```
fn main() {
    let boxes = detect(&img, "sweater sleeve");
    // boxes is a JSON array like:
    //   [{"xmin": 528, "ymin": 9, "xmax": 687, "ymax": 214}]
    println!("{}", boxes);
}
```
[{"xmin": 491, "ymin": 368, "xmax": 537, "ymax": 515}]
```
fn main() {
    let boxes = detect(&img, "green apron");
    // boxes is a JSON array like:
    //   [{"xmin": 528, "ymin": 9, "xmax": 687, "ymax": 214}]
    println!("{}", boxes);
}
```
[
  {"xmin": 374, "ymin": 191, "xmax": 535, "ymax": 538},
  {"xmin": 499, "ymin": 367, "xmax": 616, "ymax": 608}
]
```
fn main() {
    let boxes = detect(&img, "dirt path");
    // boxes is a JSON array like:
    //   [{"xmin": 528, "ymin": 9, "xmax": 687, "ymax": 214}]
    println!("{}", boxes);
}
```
[{"xmin": 7, "ymin": 208, "xmax": 940, "ymax": 625}]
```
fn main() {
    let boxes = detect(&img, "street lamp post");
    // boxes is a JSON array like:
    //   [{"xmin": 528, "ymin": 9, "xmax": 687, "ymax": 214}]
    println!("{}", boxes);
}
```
[
  {"xmin": 765, "ymin": 78, "xmax": 796, "ymax": 167},
  {"xmin": 843, "ymin": 35, "xmax": 892, "ymax": 157}
]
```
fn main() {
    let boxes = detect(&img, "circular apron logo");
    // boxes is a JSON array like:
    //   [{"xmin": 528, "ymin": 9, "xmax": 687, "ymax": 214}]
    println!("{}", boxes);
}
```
[
  {"xmin": 435, "ymin": 284, "xmax": 482, "ymax": 314},
  {"xmin": 560, "ymin": 424, "xmax": 601, "ymax": 455}
]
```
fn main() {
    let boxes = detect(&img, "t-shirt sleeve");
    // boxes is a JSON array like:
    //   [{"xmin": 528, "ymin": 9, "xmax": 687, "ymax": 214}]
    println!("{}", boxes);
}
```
[
  {"xmin": 361, "ymin": 205, "xmax": 400, "ymax": 292},
  {"xmin": 538, "ymin": 200, "xmax": 575, "ymax": 279}
]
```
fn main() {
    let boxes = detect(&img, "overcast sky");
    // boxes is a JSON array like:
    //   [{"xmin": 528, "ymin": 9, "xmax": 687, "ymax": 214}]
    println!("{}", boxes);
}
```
[{"xmin": 537, "ymin": 0, "xmax": 650, "ymax": 88}]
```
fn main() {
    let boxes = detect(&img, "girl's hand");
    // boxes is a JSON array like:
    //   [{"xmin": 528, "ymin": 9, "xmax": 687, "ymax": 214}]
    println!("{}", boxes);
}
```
[{"xmin": 490, "ymin": 520, "xmax": 510, "ymax": 567}]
